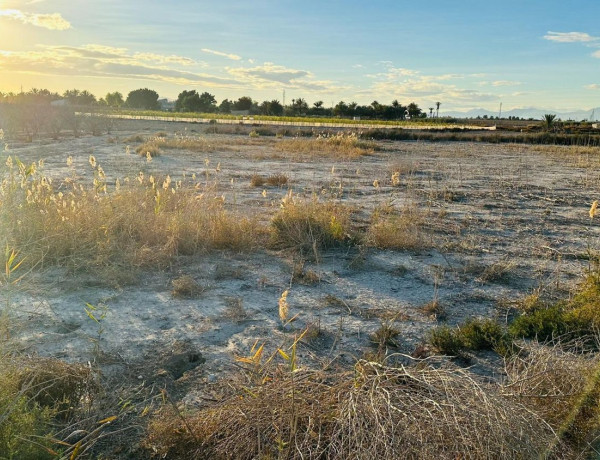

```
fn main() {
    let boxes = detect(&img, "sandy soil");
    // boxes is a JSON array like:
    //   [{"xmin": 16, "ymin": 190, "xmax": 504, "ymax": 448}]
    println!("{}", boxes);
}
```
[{"xmin": 4, "ymin": 119, "xmax": 600, "ymax": 390}]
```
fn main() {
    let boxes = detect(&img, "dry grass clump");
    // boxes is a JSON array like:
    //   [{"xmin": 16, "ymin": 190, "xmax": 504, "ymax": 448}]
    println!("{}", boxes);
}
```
[
  {"xmin": 223, "ymin": 297, "xmax": 247, "ymax": 321},
  {"xmin": 276, "ymin": 132, "xmax": 379, "ymax": 159},
  {"xmin": 145, "ymin": 360, "xmax": 556, "ymax": 459},
  {"xmin": 270, "ymin": 193, "xmax": 354, "ymax": 254},
  {"xmin": 250, "ymin": 173, "xmax": 289, "ymax": 187},
  {"xmin": 135, "ymin": 140, "xmax": 161, "ymax": 157},
  {"xmin": 368, "ymin": 204, "xmax": 429, "ymax": 251},
  {"xmin": 0, "ymin": 156, "xmax": 264, "ymax": 281},
  {"xmin": 504, "ymin": 341, "xmax": 600, "ymax": 455},
  {"xmin": 135, "ymin": 135, "xmax": 218, "ymax": 157},
  {"xmin": 123, "ymin": 134, "xmax": 145, "ymax": 143},
  {"xmin": 171, "ymin": 275, "xmax": 205, "ymax": 298},
  {"xmin": 0, "ymin": 353, "xmax": 97, "ymax": 458}
]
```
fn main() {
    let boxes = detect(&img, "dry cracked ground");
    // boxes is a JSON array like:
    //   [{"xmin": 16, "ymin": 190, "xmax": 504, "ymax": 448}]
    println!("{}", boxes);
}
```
[{"xmin": 4, "ymin": 119, "xmax": 600, "ymax": 393}]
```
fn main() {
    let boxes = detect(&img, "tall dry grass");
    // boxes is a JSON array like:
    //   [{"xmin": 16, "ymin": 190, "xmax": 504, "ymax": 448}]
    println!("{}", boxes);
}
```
[
  {"xmin": 368, "ymin": 203, "xmax": 429, "ymax": 250},
  {"xmin": 0, "ymin": 156, "xmax": 264, "ymax": 281},
  {"xmin": 270, "ymin": 192, "xmax": 355, "ymax": 254},
  {"xmin": 275, "ymin": 132, "xmax": 379, "ymax": 159},
  {"xmin": 135, "ymin": 135, "xmax": 224, "ymax": 156}
]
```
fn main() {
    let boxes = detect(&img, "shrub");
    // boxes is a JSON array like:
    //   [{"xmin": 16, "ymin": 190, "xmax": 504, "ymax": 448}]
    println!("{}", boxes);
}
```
[
  {"xmin": 429, "ymin": 326, "xmax": 465, "ymax": 356},
  {"xmin": 509, "ymin": 305, "xmax": 569, "ymax": 341},
  {"xmin": 460, "ymin": 318, "xmax": 506, "ymax": 351}
]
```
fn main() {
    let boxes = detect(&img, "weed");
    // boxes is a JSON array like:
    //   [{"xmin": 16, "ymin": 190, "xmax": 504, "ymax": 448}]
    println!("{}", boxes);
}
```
[
  {"xmin": 171, "ymin": 275, "xmax": 204, "ymax": 298},
  {"xmin": 421, "ymin": 299, "xmax": 446, "ymax": 321},
  {"xmin": 371, "ymin": 321, "xmax": 400, "ymax": 350},
  {"xmin": 368, "ymin": 204, "xmax": 428, "ymax": 251},
  {"xmin": 270, "ymin": 194, "xmax": 354, "ymax": 254},
  {"xmin": 223, "ymin": 297, "xmax": 247, "ymax": 321}
]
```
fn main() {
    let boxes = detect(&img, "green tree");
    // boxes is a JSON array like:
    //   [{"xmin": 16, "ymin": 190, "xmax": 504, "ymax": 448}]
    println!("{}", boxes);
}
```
[
  {"xmin": 175, "ymin": 90, "xmax": 199, "ymax": 112},
  {"xmin": 233, "ymin": 96, "xmax": 254, "ymax": 111},
  {"xmin": 219, "ymin": 99, "xmax": 233, "ymax": 113},
  {"xmin": 63, "ymin": 89, "xmax": 96, "ymax": 106},
  {"xmin": 407, "ymin": 102, "xmax": 422, "ymax": 118},
  {"xmin": 105, "ymin": 92, "xmax": 124, "ymax": 108},
  {"xmin": 198, "ymin": 92, "xmax": 217, "ymax": 112},
  {"xmin": 126, "ymin": 88, "xmax": 159, "ymax": 110},
  {"xmin": 435, "ymin": 101, "xmax": 441, "ymax": 118},
  {"xmin": 259, "ymin": 100, "xmax": 284, "ymax": 116}
]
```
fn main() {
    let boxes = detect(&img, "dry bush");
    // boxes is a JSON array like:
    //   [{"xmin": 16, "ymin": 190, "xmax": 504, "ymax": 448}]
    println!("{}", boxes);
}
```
[
  {"xmin": 276, "ymin": 132, "xmax": 379, "ymax": 159},
  {"xmin": 368, "ymin": 204, "xmax": 429, "ymax": 251},
  {"xmin": 0, "ymin": 353, "xmax": 97, "ymax": 458},
  {"xmin": 270, "ymin": 194, "xmax": 355, "ymax": 254},
  {"xmin": 135, "ymin": 141, "xmax": 161, "ymax": 157},
  {"xmin": 249, "ymin": 174, "xmax": 265, "ymax": 187},
  {"xmin": 145, "ymin": 360, "xmax": 556, "ymax": 459},
  {"xmin": 123, "ymin": 134, "xmax": 145, "ymax": 143},
  {"xmin": 250, "ymin": 174, "xmax": 288, "ymax": 187},
  {"xmin": 172, "ymin": 275, "xmax": 205, "ymax": 298},
  {"xmin": 0, "ymin": 158, "xmax": 265, "ymax": 281},
  {"xmin": 504, "ymin": 341, "xmax": 600, "ymax": 426},
  {"xmin": 266, "ymin": 174, "xmax": 289, "ymax": 187}
]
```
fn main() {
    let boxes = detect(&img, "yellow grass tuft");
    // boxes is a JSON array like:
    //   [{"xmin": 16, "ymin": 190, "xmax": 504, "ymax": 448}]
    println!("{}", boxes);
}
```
[{"xmin": 275, "ymin": 132, "xmax": 379, "ymax": 159}]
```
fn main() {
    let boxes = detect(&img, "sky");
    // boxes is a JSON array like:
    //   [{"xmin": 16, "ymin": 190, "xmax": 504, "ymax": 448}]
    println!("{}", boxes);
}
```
[{"xmin": 0, "ymin": 0, "xmax": 599, "ymax": 112}]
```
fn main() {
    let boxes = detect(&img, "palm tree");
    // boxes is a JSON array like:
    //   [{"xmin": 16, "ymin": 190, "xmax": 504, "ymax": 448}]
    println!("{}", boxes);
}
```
[
  {"xmin": 435, "ymin": 101, "xmax": 441, "ymax": 118},
  {"xmin": 542, "ymin": 114, "xmax": 557, "ymax": 131},
  {"xmin": 429, "ymin": 107, "xmax": 434, "ymax": 118}
]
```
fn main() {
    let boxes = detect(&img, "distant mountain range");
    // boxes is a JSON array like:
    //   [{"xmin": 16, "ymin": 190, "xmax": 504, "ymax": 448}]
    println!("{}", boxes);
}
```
[{"xmin": 443, "ymin": 107, "xmax": 600, "ymax": 121}]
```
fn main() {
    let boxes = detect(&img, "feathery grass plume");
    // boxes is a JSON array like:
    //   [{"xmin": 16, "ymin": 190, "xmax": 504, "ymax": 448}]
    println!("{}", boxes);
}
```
[
  {"xmin": 590, "ymin": 200, "xmax": 598, "ymax": 219},
  {"xmin": 278, "ymin": 289, "xmax": 289, "ymax": 323},
  {"xmin": 0, "ymin": 161, "xmax": 265, "ymax": 283}
]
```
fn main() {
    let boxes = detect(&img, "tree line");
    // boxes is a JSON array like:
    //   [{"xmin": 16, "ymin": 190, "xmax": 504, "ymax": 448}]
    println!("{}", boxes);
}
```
[{"xmin": 0, "ymin": 87, "xmax": 441, "ymax": 121}]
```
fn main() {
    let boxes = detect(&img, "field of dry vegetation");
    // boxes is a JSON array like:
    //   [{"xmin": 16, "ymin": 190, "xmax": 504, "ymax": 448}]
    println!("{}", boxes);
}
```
[{"xmin": 2, "ymin": 118, "xmax": 600, "ymax": 458}]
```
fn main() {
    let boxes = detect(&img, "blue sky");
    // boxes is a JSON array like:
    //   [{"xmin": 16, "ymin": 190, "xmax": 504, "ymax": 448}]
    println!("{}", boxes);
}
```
[{"xmin": 0, "ymin": 0, "xmax": 599, "ymax": 112}]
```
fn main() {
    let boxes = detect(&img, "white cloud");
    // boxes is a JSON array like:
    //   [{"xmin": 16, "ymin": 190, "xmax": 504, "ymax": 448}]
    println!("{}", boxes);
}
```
[
  {"xmin": 0, "ymin": 45, "xmax": 238, "ymax": 87},
  {"xmin": 358, "ymin": 65, "xmax": 498, "ymax": 106},
  {"xmin": 492, "ymin": 80, "xmax": 522, "ymax": 87},
  {"xmin": 593, "ymin": 50, "xmax": 600, "ymax": 58},
  {"xmin": 0, "ymin": 8, "xmax": 70, "ymax": 30},
  {"xmin": 543, "ymin": 31, "xmax": 599, "ymax": 43},
  {"xmin": 227, "ymin": 62, "xmax": 345, "ymax": 93},
  {"xmin": 201, "ymin": 48, "xmax": 241, "ymax": 61},
  {"xmin": 585, "ymin": 84, "xmax": 600, "ymax": 90}
]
